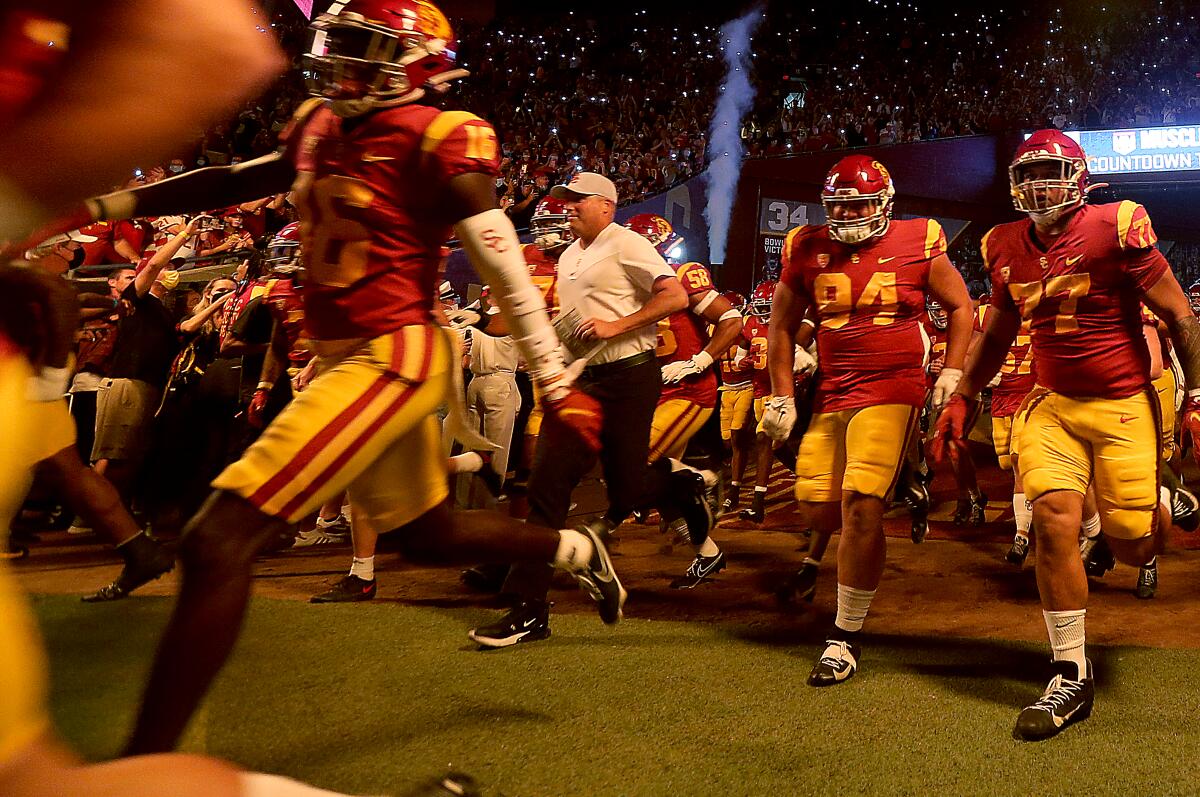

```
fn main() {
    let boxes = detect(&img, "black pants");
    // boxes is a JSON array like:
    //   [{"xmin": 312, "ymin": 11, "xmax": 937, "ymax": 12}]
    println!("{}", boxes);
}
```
[{"xmin": 503, "ymin": 354, "xmax": 663, "ymax": 602}]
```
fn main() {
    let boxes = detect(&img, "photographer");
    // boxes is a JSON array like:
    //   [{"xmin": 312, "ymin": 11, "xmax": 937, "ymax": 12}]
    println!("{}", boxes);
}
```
[{"xmin": 505, "ymin": 167, "xmax": 551, "ymax": 229}]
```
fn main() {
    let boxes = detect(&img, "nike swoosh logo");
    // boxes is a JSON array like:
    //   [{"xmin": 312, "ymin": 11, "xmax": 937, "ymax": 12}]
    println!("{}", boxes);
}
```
[
  {"xmin": 1119, "ymin": 415, "xmax": 1135, "ymax": 423},
  {"xmin": 522, "ymin": 617, "xmax": 537, "ymax": 628},
  {"xmin": 878, "ymin": 256, "xmax": 897, "ymax": 264},
  {"xmin": 362, "ymin": 154, "xmax": 394, "ymax": 162},
  {"xmin": 1066, "ymin": 255, "xmax": 1083, "ymax": 265}
]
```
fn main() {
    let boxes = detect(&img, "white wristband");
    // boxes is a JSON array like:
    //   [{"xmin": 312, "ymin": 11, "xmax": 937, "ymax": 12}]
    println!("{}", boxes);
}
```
[{"xmin": 693, "ymin": 350, "xmax": 714, "ymax": 370}]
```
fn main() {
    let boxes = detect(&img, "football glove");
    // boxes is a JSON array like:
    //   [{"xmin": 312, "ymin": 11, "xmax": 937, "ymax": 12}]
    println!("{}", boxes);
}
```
[
  {"xmin": 661, "ymin": 350, "xmax": 713, "ymax": 384},
  {"xmin": 246, "ymin": 387, "xmax": 271, "ymax": 429},
  {"xmin": 931, "ymin": 367, "xmax": 963, "ymax": 413},
  {"xmin": 761, "ymin": 395, "xmax": 796, "ymax": 443},
  {"xmin": 929, "ymin": 393, "xmax": 973, "ymax": 464},
  {"xmin": 543, "ymin": 385, "xmax": 603, "ymax": 453},
  {"xmin": 793, "ymin": 345, "xmax": 816, "ymax": 376}
]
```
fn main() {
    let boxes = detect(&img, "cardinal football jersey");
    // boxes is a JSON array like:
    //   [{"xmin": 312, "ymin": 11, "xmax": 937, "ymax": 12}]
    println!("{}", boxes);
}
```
[
  {"xmin": 522, "ymin": 243, "xmax": 560, "ymax": 317},
  {"xmin": 285, "ymin": 101, "xmax": 501, "ymax": 341},
  {"xmin": 739, "ymin": 315, "xmax": 772, "ymax": 398},
  {"xmin": 780, "ymin": 218, "xmax": 947, "ymax": 412},
  {"xmin": 655, "ymin": 262, "xmax": 718, "ymax": 407},
  {"xmin": 983, "ymin": 201, "xmax": 1167, "ymax": 400}
]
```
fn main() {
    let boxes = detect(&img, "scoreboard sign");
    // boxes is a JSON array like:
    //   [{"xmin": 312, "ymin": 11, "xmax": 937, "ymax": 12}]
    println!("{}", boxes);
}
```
[{"xmin": 1057, "ymin": 127, "xmax": 1200, "ymax": 176}]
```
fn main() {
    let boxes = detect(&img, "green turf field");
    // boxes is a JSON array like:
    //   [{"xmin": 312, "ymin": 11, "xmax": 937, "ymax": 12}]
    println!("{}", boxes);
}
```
[{"xmin": 32, "ymin": 595, "xmax": 1200, "ymax": 796}]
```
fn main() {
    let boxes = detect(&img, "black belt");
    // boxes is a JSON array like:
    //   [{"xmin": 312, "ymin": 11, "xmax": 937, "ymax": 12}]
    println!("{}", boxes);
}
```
[{"xmin": 581, "ymin": 349, "xmax": 656, "ymax": 379}]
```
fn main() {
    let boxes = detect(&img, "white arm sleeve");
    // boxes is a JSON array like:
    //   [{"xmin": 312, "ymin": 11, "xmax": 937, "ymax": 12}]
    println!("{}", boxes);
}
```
[{"xmin": 454, "ymin": 209, "xmax": 565, "ymax": 387}]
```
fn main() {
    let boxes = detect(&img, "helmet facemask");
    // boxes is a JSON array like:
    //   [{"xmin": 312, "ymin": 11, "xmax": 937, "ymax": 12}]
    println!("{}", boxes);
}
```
[
  {"xmin": 304, "ymin": 16, "xmax": 466, "ymax": 118},
  {"xmin": 1010, "ymin": 155, "xmax": 1084, "ymax": 224},
  {"xmin": 823, "ymin": 194, "xmax": 891, "ymax": 245},
  {"xmin": 927, "ymin": 300, "xmax": 948, "ymax": 330},
  {"xmin": 265, "ymin": 240, "xmax": 302, "ymax": 276}
]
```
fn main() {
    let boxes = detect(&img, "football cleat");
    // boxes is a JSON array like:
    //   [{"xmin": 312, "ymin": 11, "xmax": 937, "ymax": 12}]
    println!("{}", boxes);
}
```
[
  {"xmin": 460, "ymin": 563, "xmax": 508, "ymax": 594},
  {"xmin": 631, "ymin": 507, "xmax": 650, "ymax": 525},
  {"xmin": 1168, "ymin": 484, "xmax": 1199, "ymax": 532},
  {"xmin": 468, "ymin": 600, "xmax": 551, "ymax": 649},
  {"xmin": 1005, "ymin": 535, "xmax": 1030, "ymax": 567},
  {"xmin": 571, "ymin": 519, "xmax": 626, "ymax": 625},
  {"xmin": 291, "ymin": 527, "xmax": 348, "ymax": 548},
  {"xmin": 807, "ymin": 639, "xmax": 860, "ymax": 687},
  {"xmin": 722, "ymin": 488, "xmax": 740, "ymax": 514},
  {"xmin": 952, "ymin": 494, "xmax": 987, "ymax": 526},
  {"xmin": 669, "ymin": 551, "xmax": 727, "ymax": 589},
  {"xmin": 82, "ymin": 543, "xmax": 175, "ymax": 603},
  {"xmin": 1083, "ymin": 536, "xmax": 1115, "ymax": 578},
  {"xmin": 1012, "ymin": 659, "xmax": 1094, "ymax": 741},
  {"xmin": 315, "ymin": 512, "xmax": 352, "ymax": 536},
  {"xmin": 310, "ymin": 574, "xmax": 377, "ymax": 603},
  {"xmin": 739, "ymin": 494, "xmax": 766, "ymax": 524},
  {"xmin": 899, "ymin": 479, "xmax": 930, "ymax": 543},
  {"xmin": 1135, "ymin": 560, "xmax": 1158, "ymax": 600},
  {"xmin": 774, "ymin": 562, "xmax": 819, "ymax": 604}
]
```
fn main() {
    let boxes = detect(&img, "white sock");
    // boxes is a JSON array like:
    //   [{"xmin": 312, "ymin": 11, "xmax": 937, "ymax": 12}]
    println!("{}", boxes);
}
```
[
  {"xmin": 730, "ymin": 480, "xmax": 740, "ymax": 489},
  {"xmin": 1043, "ymin": 609, "xmax": 1087, "ymax": 680},
  {"xmin": 448, "ymin": 451, "xmax": 484, "ymax": 474},
  {"xmin": 553, "ymin": 528, "xmax": 595, "ymax": 571},
  {"xmin": 349, "ymin": 556, "xmax": 374, "ymax": 581},
  {"xmin": 696, "ymin": 537, "xmax": 720, "ymax": 557},
  {"xmin": 1081, "ymin": 512, "xmax": 1101, "ymax": 539},
  {"xmin": 802, "ymin": 556, "xmax": 821, "ymax": 567},
  {"xmin": 1160, "ymin": 485, "xmax": 1171, "ymax": 512},
  {"xmin": 1013, "ymin": 493, "xmax": 1032, "ymax": 537},
  {"xmin": 754, "ymin": 485, "xmax": 768, "ymax": 494},
  {"xmin": 834, "ymin": 583, "xmax": 876, "ymax": 634},
  {"xmin": 666, "ymin": 458, "xmax": 718, "ymax": 488},
  {"xmin": 1143, "ymin": 555, "xmax": 1157, "ymax": 568},
  {"xmin": 239, "ymin": 772, "xmax": 366, "ymax": 797}
]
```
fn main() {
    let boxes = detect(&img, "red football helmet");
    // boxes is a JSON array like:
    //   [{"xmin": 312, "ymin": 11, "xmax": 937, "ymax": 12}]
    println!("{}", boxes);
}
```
[
  {"xmin": 266, "ymin": 222, "xmax": 302, "ymax": 274},
  {"xmin": 926, "ymin": 298, "xmax": 948, "ymax": 331},
  {"xmin": 749, "ymin": 280, "xmax": 776, "ymax": 318},
  {"xmin": 625, "ymin": 213, "xmax": 684, "ymax": 262},
  {"xmin": 822, "ymin": 155, "xmax": 895, "ymax": 245},
  {"xmin": 723, "ymin": 291, "xmax": 746, "ymax": 314},
  {"xmin": 1009, "ymin": 129, "xmax": 1089, "ymax": 223},
  {"xmin": 530, "ymin": 197, "xmax": 575, "ymax": 252},
  {"xmin": 305, "ymin": 0, "xmax": 467, "ymax": 117}
]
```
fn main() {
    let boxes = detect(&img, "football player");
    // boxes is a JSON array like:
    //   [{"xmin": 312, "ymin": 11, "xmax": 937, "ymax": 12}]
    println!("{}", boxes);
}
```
[
  {"xmin": 624, "ymin": 214, "xmax": 743, "ymax": 588},
  {"xmin": 33, "ymin": 0, "xmax": 620, "ymax": 755},
  {"xmin": 717, "ymin": 292, "xmax": 756, "ymax": 510},
  {"xmin": 924, "ymin": 298, "xmax": 987, "ymax": 527},
  {"xmin": 736, "ymin": 279, "xmax": 778, "ymax": 524},
  {"xmin": 933, "ymin": 129, "xmax": 1200, "ymax": 741},
  {"xmin": 764, "ymin": 155, "xmax": 973, "ymax": 686}
]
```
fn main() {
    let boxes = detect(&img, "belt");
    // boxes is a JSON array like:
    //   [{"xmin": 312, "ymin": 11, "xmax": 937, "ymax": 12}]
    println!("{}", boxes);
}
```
[{"xmin": 581, "ymin": 349, "xmax": 656, "ymax": 379}]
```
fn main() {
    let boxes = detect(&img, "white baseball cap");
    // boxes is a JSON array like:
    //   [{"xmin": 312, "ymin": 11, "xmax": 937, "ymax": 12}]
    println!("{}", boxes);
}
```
[{"xmin": 550, "ymin": 172, "xmax": 618, "ymax": 203}]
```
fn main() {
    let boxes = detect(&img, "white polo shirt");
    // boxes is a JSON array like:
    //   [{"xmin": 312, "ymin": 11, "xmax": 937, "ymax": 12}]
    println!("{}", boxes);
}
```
[
  {"xmin": 469, "ymin": 331, "xmax": 518, "ymax": 375},
  {"xmin": 556, "ymin": 222, "xmax": 676, "ymax": 365}
]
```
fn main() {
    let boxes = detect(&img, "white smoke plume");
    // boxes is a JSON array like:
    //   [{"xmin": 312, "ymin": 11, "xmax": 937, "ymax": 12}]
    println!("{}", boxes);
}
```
[{"xmin": 705, "ymin": 5, "xmax": 764, "ymax": 265}]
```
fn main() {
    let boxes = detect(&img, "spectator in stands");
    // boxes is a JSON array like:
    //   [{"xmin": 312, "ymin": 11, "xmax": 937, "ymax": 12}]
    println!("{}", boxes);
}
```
[{"xmin": 90, "ymin": 219, "xmax": 201, "ymax": 506}]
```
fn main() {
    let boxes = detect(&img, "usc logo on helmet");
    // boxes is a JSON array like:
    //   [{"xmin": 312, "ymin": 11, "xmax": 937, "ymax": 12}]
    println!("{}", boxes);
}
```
[
  {"xmin": 411, "ymin": 0, "xmax": 453, "ymax": 41},
  {"xmin": 871, "ymin": 160, "xmax": 890, "ymax": 180}
]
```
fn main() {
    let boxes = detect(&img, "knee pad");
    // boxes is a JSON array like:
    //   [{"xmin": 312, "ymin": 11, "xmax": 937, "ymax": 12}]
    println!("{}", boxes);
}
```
[{"xmin": 1101, "ymin": 506, "xmax": 1154, "ymax": 541}]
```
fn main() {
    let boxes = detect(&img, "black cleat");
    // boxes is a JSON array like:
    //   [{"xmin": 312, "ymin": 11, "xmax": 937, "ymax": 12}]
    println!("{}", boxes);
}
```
[
  {"xmin": 571, "ymin": 519, "xmax": 626, "ymax": 625},
  {"xmin": 900, "ymin": 479, "xmax": 930, "ymax": 543},
  {"xmin": 1135, "ymin": 560, "xmax": 1158, "ymax": 599},
  {"xmin": 775, "ymin": 562, "xmax": 819, "ymax": 604},
  {"xmin": 670, "ymin": 551, "xmax": 727, "ymax": 589},
  {"xmin": 739, "ymin": 496, "xmax": 765, "ymax": 524},
  {"xmin": 1168, "ymin": 485, "xmax": 1199, "ymax": 532},
  {"xmin": 310, "ymin": 574, "xmax": 377, "ymax": 603},
  {"xmin": 460, "ymin": 563, "xmax": 508, "ymax": 594},
  {"xmin": 1013, "ymin": 659, "xmax": 1094, "ymax": 741},
  {"xmin": 468, "ymin": 600, "xmax": 551, "ymax": 648},
  {"xmin": 82, "ymin": 542, "xmax": 175, "ymax": 603},
  {"xmin": 952, "ymin": 494, "xmax": 988, "ymax": 526},
  {"xmin": 631, "ymin": 507, "xmax": 650, "ymax": 524},
  {"xmin": 1006, "ymin": 535, "xmax": 1030, "ymax": 567},
  {"xmin": 722, "ymin": 489, "xmax": 740, "ymax": 514},
  {"xmin": 807, "ymin": 639, "xmax": 861, "ymax": 687},
  {"xmin": 1083, "ymin": 536, "xmax": 1115, "ymax": 578}
]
